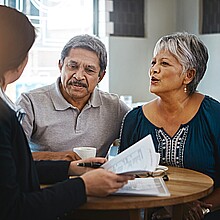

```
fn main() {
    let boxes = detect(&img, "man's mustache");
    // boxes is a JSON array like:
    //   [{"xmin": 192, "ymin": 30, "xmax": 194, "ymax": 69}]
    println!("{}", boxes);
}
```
[{"xmin": 68, "ymin": 80, "xmax": 88, "ymax": 88}]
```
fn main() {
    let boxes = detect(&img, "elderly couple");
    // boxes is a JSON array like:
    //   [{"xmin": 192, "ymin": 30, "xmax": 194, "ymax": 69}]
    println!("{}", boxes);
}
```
[{"xmin": 1, "ymin": 5, "xmax": 220, "ymax": 220}]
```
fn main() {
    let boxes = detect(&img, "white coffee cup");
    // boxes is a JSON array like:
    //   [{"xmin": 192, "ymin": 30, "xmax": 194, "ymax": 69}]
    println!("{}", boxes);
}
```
[{"xmin": 73, "ymin": 147, "xmax": 96, "ymax": 159}]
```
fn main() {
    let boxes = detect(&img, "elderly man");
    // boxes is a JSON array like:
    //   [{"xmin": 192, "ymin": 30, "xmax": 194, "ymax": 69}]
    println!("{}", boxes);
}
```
[{"xmin": 17, "ymin": 34, "xmax": 130, "ymax": 160}]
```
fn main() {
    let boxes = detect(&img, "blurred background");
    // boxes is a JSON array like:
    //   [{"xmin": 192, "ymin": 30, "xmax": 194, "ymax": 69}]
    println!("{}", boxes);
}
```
[{"xmin": 2, "ymin": 0, "xmax": 220, "ymax": 105}]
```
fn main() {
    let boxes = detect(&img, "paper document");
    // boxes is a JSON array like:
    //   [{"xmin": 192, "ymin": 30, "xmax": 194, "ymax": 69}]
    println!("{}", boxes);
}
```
[
  {"xmin": 114, "ymin": 177, "xmax": 170, "ymax": 196},
  {"xmin": 101, "ymin": 135, "xmax": 160, "ymax": 174},
  {"xmin": 102, "ymin": 135, "xmax": 170, "ymax": 197}
]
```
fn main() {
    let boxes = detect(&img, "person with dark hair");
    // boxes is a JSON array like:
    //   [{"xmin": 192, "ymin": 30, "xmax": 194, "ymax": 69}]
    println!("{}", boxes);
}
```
[
  {"xmin": 119, "ymin": 32, "xmax": 220, "ymax": 219},
  {"xmin": 16, "ymin": 34, "xmax": 130, "ymax": 161},
  {"xmin": 0, "ymin": 5, "xmax": 133, "ymax": 220}
]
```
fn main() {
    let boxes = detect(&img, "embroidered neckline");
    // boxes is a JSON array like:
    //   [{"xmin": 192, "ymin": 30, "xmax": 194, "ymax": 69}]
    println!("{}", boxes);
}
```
[{"xmin": 155, "ymin": 125, "xmax": 189, "ymax": 167}]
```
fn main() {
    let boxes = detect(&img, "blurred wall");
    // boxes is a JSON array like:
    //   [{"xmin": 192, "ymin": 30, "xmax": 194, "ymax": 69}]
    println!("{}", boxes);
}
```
[
  {"xmin": 176, "ymin": 0, "xmax": 220, "ymax": 101},
  {"xmin": 108, "ymin": 0, "xmax": 220, "ymax": 102}
]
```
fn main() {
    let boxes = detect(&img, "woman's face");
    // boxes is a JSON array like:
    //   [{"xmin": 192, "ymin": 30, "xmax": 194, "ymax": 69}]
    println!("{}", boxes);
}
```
[{"xmin": 149, "ymin": 50, "xmax": 185, "ymax": 96}]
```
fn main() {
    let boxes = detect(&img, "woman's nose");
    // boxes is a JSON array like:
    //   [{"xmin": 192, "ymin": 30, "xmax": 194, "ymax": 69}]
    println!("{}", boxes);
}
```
[{"xmin": 150, "ymin": 67, "xmax": 158, "ymax": 75}]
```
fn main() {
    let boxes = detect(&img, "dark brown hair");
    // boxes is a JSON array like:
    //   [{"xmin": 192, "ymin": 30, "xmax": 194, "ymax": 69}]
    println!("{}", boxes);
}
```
[{"xmin": 0, "ymin": 5, "xmax": 36, "ymax": 86}]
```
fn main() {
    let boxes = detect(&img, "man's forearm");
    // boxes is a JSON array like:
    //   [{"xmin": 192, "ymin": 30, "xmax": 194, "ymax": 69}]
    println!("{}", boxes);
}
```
[{"xmin": 32, "ymin": 151, "xmax": 81, "ymax": 161}]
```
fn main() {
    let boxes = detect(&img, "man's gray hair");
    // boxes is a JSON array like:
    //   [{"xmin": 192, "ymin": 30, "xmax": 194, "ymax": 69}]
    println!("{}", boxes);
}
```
[
  {"xmin": 153, "ymin": 32, "xmax": 209, "ymax": 95},
  {"xmin": 60, "ymin": 34, "xmax": 107, "ymax": 72}
]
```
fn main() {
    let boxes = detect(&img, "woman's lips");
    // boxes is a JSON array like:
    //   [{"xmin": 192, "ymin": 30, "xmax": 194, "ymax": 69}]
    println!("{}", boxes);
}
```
[{"xmin": 151, "ymin": 76, "xmax": 160, "ymax": 84}]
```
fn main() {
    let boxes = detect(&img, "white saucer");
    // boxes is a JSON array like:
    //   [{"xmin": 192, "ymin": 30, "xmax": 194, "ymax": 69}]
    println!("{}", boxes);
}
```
[{"xmin": 153, "ymin": 165, "xmax": 168, "ymax": 176}]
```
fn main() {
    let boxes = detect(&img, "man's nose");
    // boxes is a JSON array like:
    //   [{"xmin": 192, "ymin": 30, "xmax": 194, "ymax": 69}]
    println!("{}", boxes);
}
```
[{"xmin": 74, "ymin": 68, "xmax": 85, "ymax": 80}]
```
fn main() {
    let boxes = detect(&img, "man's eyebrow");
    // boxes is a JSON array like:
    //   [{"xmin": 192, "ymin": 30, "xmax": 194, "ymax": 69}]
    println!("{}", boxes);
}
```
[
  {"xmin": 67, "ymin": 60, "xmax": 77, "ymax": 64},
  {"xmin": 86, "ymin": 64, "xmax": 97, "ymax": 69}
]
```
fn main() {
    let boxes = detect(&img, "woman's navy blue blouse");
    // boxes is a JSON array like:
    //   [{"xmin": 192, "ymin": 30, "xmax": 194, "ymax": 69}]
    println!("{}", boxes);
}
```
[{"xmin": 120, "ymin": 96, "xmax": 220, "ymax": 187}]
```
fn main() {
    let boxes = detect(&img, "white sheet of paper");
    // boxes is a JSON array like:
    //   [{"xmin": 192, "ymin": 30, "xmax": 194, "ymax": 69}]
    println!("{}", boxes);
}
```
[
  {"xmin": 114, "ymin": 177, "xmax": 170, "ymax": 196},
  {"xmin": 102, "ymin": 135, "xmax": 160, "ymax": 174}
]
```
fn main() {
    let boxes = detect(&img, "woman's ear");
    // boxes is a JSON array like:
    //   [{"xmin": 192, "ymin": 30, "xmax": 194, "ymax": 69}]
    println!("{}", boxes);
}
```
[
  {"xmin": 17, "ymin": 56, "xmax": 28, "ymax": 75},
  {"xmin": 4, "ymin": 56, "xmax": 29, "ymax": 89},
  {"xmin": 184, "ymin": 69, "xmax": 196, "ymax": 84}
]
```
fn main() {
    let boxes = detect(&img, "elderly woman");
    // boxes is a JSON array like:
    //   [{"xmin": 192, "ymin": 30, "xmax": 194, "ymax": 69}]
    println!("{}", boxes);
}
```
[{"xmin": 119, "ymin": 32, "xmax": 220, "ymax": 220}]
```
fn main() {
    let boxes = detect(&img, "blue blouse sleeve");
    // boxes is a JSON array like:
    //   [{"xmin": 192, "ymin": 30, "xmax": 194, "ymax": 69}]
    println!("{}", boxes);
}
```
[
  {"xmin": 119, "ymin": 106, "xmax": 149, "ymax": 152},
  {"xmin": 181, "ymin": 96, "xmax": 220, "ymax": 188},
  {"xmin": 203, "ymin": 96, "xmax": 220, "ymax": 187},
  {"xmin": 119, "ymin": 110, "xmax": 135, "ymax": 152}
]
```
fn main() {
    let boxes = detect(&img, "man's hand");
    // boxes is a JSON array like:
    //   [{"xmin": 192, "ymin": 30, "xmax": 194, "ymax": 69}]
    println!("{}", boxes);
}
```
[{"xmin": 68, "ymin": 157, "xmax": 107, "ymax": 175}]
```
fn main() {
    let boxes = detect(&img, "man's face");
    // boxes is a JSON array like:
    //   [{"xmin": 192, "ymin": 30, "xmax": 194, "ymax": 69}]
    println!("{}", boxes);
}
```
[{"xmin": 59, "ymin": 48, "xmax": 104, "ymax": 105}]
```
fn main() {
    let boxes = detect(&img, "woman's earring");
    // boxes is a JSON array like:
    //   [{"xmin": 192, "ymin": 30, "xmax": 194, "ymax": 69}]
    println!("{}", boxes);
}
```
[{"xmin": 184, "ymin": 85, "xmax": 187, "ymax": 93}]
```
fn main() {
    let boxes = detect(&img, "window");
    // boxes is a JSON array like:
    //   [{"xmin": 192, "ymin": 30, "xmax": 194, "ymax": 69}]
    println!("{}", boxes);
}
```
[
  {"xmin": 110, "ymin": 0, "xmax": 145, "ymax": 37},
  {"xmin": 200, "ymin": 0, "xmax": 220, "ymax": 34},
  {"xmin": 3, "ymin": 0, "xmax": 95, "ymax": 101}
]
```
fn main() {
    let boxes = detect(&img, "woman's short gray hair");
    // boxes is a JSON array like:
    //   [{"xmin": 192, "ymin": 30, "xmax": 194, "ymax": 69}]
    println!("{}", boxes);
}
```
[
  {"xmin": 60, "ymin": 34, "xmax": 107, "ymax": 72},
  {"xmin": 153, "ymin": 32, "xmax": 209, "ymax": 95}
]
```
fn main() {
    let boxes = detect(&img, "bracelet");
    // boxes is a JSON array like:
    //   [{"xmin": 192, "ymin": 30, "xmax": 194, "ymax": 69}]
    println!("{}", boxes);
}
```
[{"xmin": 201, "ymin": 207, "xmax": 211, "ymax": 215}]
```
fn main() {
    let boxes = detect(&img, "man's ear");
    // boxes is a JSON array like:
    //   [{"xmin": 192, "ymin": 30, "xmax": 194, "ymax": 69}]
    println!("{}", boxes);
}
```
[
  {"xmin": 184, "ymin": 69, "xmax": 196, "ymax": 84},
  {"xmin": 98, "ymin": 71, "xmax": 106, "ymax": 82},
  {"xmin": 58, "ymin": 60, "xmax": 63, "ymax": 71}
]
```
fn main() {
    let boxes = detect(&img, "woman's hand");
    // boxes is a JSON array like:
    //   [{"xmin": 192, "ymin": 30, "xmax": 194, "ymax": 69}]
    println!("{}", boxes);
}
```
[
  {"xmin": 183, "ymin": 200, "xmax": 212, "ymax": 220},
  {"xmin": 81, "ymin": 168, "xmax": 135, "ymax": 197},
  {"xmin": 68, "ymin": 157, "xmax": 107, "ymax": 176}
]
